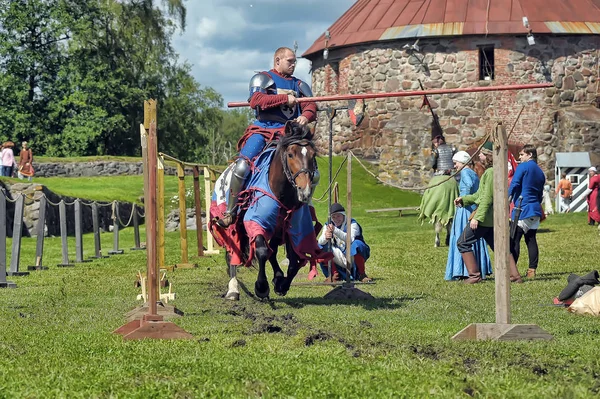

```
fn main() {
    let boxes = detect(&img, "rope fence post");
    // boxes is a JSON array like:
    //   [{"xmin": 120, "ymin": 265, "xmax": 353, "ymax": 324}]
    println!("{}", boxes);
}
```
[
  {"xmin": 0, "ymin": 190, "xmax": 16, "ymax": 288},
  {"xmin": 8, "ymin": 194, "xmax": 29, "ymax": 277},
  {"xmin": 192, "ymin": 166, "xmax": 204, "ymax": 257},
  {"xmin": 57, "ymin": 200, "xmax": 75, "ymax": 267},
  {"xmin": 89, "ymin": 202, "xmax": 108, "ymax": 259},
  {"xmin": 27, "ymin": 195, "xmax": 48, "ymax": 271},
  {"xmin": 131, "ymin": 204, "xmax": 144, "ymax": 251},
  {"xmin": 108, "ymin": 201, "xmax": 124, "ymax": 255},
  {"xmin": 203, "ymin": 166, "xmax": 219, "ymax": 255},
  {"xmin": 74, "ymin": 199, "xmax": 92, "ymax": 263}
]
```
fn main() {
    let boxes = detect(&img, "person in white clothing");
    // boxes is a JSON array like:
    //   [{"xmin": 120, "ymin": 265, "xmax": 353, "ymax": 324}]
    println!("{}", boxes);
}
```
[{"xmin": 317, "ymin": 203, "xmax": 372, "ymax": 283}]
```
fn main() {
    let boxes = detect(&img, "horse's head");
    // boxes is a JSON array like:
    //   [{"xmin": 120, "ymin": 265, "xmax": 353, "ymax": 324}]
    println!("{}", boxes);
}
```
[{"xmin": 278, "ymin": 122, "xmax": 317, "ymax": 204}]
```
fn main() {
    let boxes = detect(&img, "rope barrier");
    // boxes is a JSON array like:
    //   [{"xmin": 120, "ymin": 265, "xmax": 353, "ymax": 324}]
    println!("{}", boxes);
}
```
[
  {"xmin": 312, "ymin": 156, "xmax": 348, "ymax": 202},
  {"xmin": 115, "ymin": 201, "xmax": 136, "ymax": 227},
  {"xmin": 319, "ymin": 131, "xmax": 493, "ymax": 194}
]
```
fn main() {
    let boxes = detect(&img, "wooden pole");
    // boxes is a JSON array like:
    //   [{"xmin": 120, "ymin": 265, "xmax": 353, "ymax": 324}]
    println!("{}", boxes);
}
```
[
  {"xmin": 113, "ymin": 99, "xmax": 192, "ymax": 340},
  {"xmin": 204, "ymin": 167, "xmax": 219, "ymax": 255},
  {"xmin": 147, "ymin": 120, "xmax": 158, "ymax": 316},
  {"xmin": 157, "ymin": 155, "xmax": 166, "ymax": 274},
  {"xmin": 345, "ymin": 152, "xmax": 352, "ymax": 282},
  {"xmin": 492, "ymin": 123, "xmax": 511, "ymax": 324},
  {"xmin": 227, "ymin": 83, "xmax": 554, "ymax": 107},
  {"xmin": 193, "ymin": 166, "xmax": 204, "ymax": 257},
  {"xmin": 144, "ymin": 99, "xmax": 158, "ymax": 314},
  {"xmin": 177, "ymin": 163, "xmax": 189, "ymax": 264}
]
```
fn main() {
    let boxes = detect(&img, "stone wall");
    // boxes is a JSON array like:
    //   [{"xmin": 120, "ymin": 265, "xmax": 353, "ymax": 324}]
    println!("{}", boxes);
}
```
[
  {"xmin": 309, "ymin": 34, "xmax": 600, "ymax": 188},
  {"xmin": 1, "ymin": 181, "xmax": 139, "ymax": 237},
  {"xmin": 34, "ymin": 161, "xmax": 188, "ymax": 177}
]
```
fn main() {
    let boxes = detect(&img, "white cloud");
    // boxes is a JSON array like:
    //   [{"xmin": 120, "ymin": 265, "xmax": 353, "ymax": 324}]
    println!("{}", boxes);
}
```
[{"xmin": 173, "ymin": 0, "xmax": 355, "ymax": 105}]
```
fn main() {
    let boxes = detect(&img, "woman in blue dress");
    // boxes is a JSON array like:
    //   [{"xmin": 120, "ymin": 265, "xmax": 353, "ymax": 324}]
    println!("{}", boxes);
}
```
[{"xmin": 445, "ymin": 151, "xmax": 492, "ymax": 280}]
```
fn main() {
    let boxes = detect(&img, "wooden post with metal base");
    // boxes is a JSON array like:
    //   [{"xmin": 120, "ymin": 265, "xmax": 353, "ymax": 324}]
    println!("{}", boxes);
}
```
[
  {"xmin": 203, "ymin": 166, "xmax": 220, "ymax": 255},
  {"xmin": 114, "ymin": 100, "xmax": 191, "ymax": 340},
  {"xmin": 452, "ymin": 123, "xmax": 552, "ymax": 341},
  {"xmin": 324, "ymin": 152, "xmax": 374, "ymax": 300},
  {"xmin": 174, "ymin": 162, "xmax": 197, "ymax": 269},
  {"xmin": 192, "ymin": 166, "xmax": 205, "ymax": 257}
]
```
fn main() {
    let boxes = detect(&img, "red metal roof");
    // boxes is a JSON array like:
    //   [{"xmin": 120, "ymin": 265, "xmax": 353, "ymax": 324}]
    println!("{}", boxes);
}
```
[{"xmin": 303, "ymin": 0, "xmax": 600, "ymax": 57}]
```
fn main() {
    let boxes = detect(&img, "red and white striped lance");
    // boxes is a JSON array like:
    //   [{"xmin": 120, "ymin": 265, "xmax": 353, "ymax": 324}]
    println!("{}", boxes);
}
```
[{"xmin": 227, "ymin": 83, "xmax": 554, "ymax": 108}]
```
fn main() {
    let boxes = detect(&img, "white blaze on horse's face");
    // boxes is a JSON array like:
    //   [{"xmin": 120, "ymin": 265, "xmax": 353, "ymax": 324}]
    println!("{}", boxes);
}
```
[{"xmin": 287, "ymin": 143, "xmax": 315, "ymax": 203}]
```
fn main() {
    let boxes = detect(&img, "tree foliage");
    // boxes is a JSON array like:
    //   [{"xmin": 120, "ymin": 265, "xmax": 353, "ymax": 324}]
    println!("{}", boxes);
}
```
[{"xmin": 0, "ymin": 0, "xmax": 228, "ymax": 162}]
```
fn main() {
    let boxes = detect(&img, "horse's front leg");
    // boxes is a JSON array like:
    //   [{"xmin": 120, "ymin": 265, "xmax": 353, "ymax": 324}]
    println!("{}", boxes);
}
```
[
  {"xmin": 254, "ymin": 235, "xmax": 270, "ymax": 299},
  {"xmin": 268, "ymin": 235, "xmax": 286, "ymax": 296},
  {"xmin": 276, "ymin": 241, "xmax": 301, "ymax": 297}
]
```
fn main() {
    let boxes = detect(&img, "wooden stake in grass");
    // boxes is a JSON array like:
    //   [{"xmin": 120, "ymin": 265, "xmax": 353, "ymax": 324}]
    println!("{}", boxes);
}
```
[
  {"xmin": 114, "ymin": 100, "xmax": 192, "ymax": 340},
  {"xmin": 452, "ymin": 122, "xmax": 552, "ymax": 341}
]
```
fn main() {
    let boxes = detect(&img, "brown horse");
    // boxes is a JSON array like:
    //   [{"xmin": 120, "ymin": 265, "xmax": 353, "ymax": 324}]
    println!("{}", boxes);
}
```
[{"xmin": 218, "ymin": 122, "xmax": 319, "ymax": 300}]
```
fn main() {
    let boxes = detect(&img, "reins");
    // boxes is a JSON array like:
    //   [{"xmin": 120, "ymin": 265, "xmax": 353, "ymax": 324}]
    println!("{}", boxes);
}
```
[{"xmin": 279, "ymin": 139, "xmax": 316, "ymax": 191}]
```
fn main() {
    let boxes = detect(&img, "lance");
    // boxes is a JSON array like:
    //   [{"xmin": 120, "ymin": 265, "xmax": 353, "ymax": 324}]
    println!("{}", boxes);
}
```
[{"xmin": 227, "ymin": 83, "xmax": 554, "ymax": 108}]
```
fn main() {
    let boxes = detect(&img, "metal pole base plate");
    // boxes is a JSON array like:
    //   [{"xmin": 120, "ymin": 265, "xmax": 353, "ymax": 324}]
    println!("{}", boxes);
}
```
[
  {"xmin": 108, "ymin": 250, "xmax": 125, "ymax": 255},
  {"xmin": 126, "ymin": 302, "xmax": 184, "ymax": 321},
  {"xmin": 113, "ymin": 316, "xmax": 193, "ymax": 340},
  {"xmin": 75, "ymin": 259, "xmax": 93, "ymax": 263},
  {"xmin": 324, "ymin": 283, "xmax": 375, "ymax": 300},
  {"xmin": 0, "ymin": 281, "xmax": 17, "ymax": 288},
  {"xmin": 27, "ymin": 266, "xmax": 49, "ymax": 271},
  {"xmin": 57, "ymin": 263, "xmax": 76, "ymax": 268},
  {"xmin": 452, "ymin": 323, "xmax": 553, "ymax": 341},
  {"xmin": 7, "ymin": 271, "xmax": 30, "ymax": 277},
  {"xmin": 130, "ymin": 247, "xmax": 146, "ymax": 251}
]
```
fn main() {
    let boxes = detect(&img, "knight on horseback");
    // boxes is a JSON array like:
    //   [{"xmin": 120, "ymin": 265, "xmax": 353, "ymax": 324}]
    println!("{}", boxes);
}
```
[{"xmin": 217, "ymin": 46, "xmax": 319, "ymax": 228}]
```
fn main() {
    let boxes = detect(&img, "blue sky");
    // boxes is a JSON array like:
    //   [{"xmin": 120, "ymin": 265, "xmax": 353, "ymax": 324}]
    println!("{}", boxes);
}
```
[{"xmin": 171, "ymin": 0, "xmax": 356, "ymax": 106}]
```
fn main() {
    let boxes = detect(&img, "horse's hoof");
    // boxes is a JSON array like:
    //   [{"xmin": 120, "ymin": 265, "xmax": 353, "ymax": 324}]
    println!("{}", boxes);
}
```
[
  {"xmin": 255, "ymin": 282, "xmax": 270, "ymax": 300},
  {"xmin": 225, "ymin": 292, "xmax": 240, "ymax": 301}
]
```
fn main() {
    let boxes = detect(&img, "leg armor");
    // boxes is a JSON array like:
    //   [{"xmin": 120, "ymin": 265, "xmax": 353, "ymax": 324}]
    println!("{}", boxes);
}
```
[{"xmin": 218, "ymin": 158, "xmax": 251, "ymax": 227}]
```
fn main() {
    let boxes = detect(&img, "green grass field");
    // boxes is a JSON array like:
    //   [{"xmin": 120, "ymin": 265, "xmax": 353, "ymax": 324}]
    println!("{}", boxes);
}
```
[{"xmin": 1, "ymin": 158, "xmax": 599, "ymax": 398}]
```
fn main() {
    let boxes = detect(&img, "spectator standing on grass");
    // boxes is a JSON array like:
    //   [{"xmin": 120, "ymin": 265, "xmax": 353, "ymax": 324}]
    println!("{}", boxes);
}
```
[
  {"xmin": 18, "ymin": 141, "xmax": 34, "ymax": 181},
  {"xmin": 454, "ymin": 142, "xmax": 523, "ymax": 284},
  {"xmin": 1, "ymin": 141, "xmax": 17, "ymax": 177},
  {"xmin": 556, "ymin": 173, "xmax": 573, "ymax": 213},
  {"xmin": 508, "ymin": 144, "xmax": 545, "ymax": 279},
  {"xmin": 444, "ymin": 151, "xmax": 491, "ymax": 281},
  {"xmin": 587, "ymin": 166, "xmax": 600, "ymax": 226}
]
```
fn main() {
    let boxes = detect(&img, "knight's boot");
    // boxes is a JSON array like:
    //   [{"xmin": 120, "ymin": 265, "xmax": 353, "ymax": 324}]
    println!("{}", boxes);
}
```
[
  {"xmin": 217, "ymin": 158, "xmax": 251, "ymax": 228},
  {"xmin": 462, "ymin": 251, "xmax": 481, "ymax": 284},
  {"xmin": 354, "ymin": 254, "xmax": 372, "ymax": 282}
]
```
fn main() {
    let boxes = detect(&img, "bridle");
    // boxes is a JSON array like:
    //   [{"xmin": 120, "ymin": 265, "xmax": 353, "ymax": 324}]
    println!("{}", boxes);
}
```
[{"xmin": 281, "ymin": 139, "xmax": 316, "ymax": 191}]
